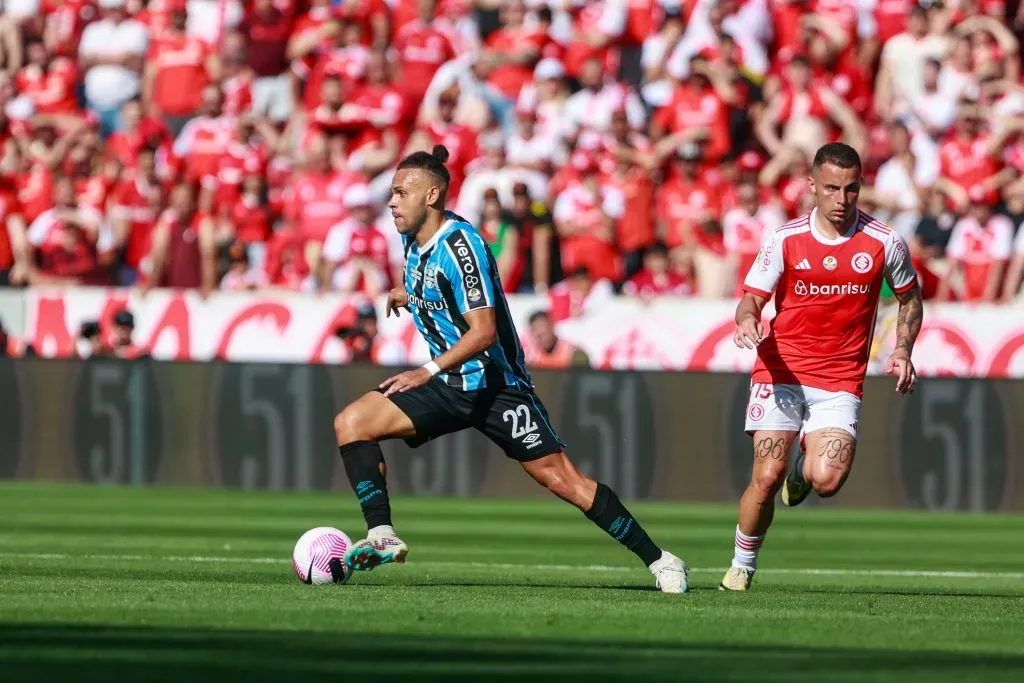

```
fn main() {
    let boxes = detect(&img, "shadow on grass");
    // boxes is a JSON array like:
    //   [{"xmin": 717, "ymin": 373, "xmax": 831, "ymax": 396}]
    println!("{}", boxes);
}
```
[{"xmin": 1, "ymin": 623, "xmax": 1023, "ymax": 683}]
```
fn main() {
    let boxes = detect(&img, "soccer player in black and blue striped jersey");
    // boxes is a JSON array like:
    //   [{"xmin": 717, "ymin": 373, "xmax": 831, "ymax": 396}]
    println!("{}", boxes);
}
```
[{"xmin": 334, "ymin": 145, "xmax": 689, "ymax": 593}]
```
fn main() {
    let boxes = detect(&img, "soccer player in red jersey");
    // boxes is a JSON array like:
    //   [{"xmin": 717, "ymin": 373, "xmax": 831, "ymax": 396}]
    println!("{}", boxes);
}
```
[{"xmin": 720, "ymin": 143, "xmax": 924, "ymax": 591}]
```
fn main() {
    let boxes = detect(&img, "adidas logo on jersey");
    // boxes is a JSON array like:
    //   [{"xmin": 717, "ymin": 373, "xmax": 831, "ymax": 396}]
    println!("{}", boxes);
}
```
[{"xmin": 794, "ymin": 258, "xmax": 812, "ymax": 270}]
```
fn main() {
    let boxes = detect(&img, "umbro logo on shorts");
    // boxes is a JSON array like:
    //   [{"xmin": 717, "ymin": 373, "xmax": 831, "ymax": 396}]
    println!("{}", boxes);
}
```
[
  {"xmin": 794, "ymin": 258, "xmax": 812, "ymax": 270},
  {"xmin": 523, "ymin": 432, "xmax": 542, "ymax": 449}
]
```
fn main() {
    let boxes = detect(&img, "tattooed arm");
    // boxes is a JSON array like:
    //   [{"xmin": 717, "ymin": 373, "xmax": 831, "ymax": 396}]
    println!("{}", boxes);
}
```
[{"xmin": 887, "ymin": 284, "xmax": 923, "ymax": 394}]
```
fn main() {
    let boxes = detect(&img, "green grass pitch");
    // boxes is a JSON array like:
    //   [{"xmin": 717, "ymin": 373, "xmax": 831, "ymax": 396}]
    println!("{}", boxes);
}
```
[{"xmin": 1, "ymin": 482, "xmax": 1023, "ymax": 683}]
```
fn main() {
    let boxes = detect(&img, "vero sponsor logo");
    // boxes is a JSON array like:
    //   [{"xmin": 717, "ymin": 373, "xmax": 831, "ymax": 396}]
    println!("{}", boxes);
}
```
[{"xmin": 793, "ymin": 280, "xmax": 871, "ymax": 296}]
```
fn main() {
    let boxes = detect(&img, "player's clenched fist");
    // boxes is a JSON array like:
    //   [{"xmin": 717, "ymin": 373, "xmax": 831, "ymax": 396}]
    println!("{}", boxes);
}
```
[
  {"xmin": 734, "ymin": 315, "xmax": 764, "ymax": 349},
  {"xmin": 386, "ymin": 287, "xmax": 409, "ymax": 318}
]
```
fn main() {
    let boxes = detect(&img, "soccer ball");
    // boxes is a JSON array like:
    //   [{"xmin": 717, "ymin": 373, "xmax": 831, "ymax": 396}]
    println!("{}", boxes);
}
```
[{"xmin": 292, "ymin": 527, "xmax": 352, "ymax": 585}]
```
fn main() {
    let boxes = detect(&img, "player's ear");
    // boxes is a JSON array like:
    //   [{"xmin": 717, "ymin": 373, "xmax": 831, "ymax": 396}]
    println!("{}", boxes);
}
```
[{"xmin": 425, "ymin": 184, "xmax": 440, "ymax": 206}]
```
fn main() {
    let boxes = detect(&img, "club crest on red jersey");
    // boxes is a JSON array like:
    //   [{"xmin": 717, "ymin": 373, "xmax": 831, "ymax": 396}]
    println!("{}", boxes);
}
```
[{"xmin": 851, "ymin": 252, "xmax": 873, "ymax": 273}]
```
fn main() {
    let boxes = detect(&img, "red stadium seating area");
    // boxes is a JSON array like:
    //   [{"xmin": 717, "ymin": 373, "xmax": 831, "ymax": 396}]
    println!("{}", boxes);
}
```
[{"xmin": 3, "ymin": 0, "xmax": 1024, "ymax": 304}]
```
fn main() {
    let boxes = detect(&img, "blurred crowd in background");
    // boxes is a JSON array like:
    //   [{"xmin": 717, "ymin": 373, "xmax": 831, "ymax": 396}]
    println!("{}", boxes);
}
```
[{"xmin": 3, "ymin": 0, "xmax": 1024, "ymax": 314}]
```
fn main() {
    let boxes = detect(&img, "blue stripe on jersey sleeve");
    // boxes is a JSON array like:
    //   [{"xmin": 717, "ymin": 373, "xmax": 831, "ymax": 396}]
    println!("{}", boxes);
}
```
[{"xmin": 439, "ymin": 227, "xmax": 496, "ymax": 314}]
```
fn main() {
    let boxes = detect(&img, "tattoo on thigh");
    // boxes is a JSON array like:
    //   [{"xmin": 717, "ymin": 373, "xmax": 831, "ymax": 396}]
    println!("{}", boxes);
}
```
[
  {"xmin": 754, "ymin": 437, "xmax": 787, "ymax": 461},
  {"xmin": 817, "ymin": 430, "xmax": 855, "ymax": 465}
]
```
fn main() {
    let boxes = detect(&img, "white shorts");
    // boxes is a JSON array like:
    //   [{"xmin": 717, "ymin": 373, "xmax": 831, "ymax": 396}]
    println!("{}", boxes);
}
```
[{"xmin": 744, "ymin": 383, "xmax": 861, "ymax": 440}]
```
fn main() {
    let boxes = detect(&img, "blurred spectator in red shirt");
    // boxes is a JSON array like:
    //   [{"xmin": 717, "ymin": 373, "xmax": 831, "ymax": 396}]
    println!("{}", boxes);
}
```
[
  {"xmin": 78, "ymin": 0, "xmax": 148, "ymax": 138},
  {"xmin": 110, "ymin": 145, "xmax": 164, "ymax": 284},
  {"xmin": 222, "ymin": 170, "xmax": 271, "ymax": 268},
  {"xmin": 264, "ymin": 229, "xmax": 312, "ymax": 291},
  {"xmin": 939, "ymin": 201, "xmax": 1013, "ymax": 302},
  {"xmin": 606, "ymin": 153, "xmax": 656, "ymax": 278},
  {"xmin": 394, "ymin": 0, "xmax": 457, "ymax": 104},
  {"xmin": 145, "ymin": 183, "xmax": 216, "ymax": 295},
  {"xmin": 657, "ymin": 141, "xmax": 721, "ymax": 253},
  {"xmin": 25, "ymin": 175, "xmax": 108, "ymax": 285},
  {"xmin": 43, "ymin": 0, "xmax": 98, "ymax": 58},
  {"xmin": 172, "ymin": 85, "xmax": 234, "ymax": 190},
  {"xmin": 239, "ymin": 0, "xmax": 295, "ymax": 122},
  {"xmin": 302, "ymin": 16, "xmax": 370, "ymax": 112},
  {"xmin": 344, "ymin": 49, "xmax": 411, "ymax": 178},
  {"xmin": 106, "ymin": 98, "xmax": 172, "ymax": 169},
  {"xmin": 934, "ymin": 100, "xmax": 1008, "ymax": 213},
  {"xmin": 16, "ymin": 38, "xmax": 81, "ymax": 128},
  {"xmin": 651, "ymin": 55, "xmax": 731, "ymax": 163},
  {"xmin": 622, "ymin": 241, "xmax": 693, "ymax": 299},
  {"xmin": 479, "ymin": 0, "xmax": 543, "ymax": 131},
  {"xmin": 284, "ymin": 135, "xmax": 364, "ymax": 244},
  {"xmin": 553, "ymin": 151, "xmax": 623, "ymax": 284},
  {"xmin": 319, "ymin": 183, "xmax": 401, "ymax": 296},
  {"xmin": 219, "ymin": 32, "xmax": 254, "ymax": 118},
  {"xmin": 143, "ymin": 0, "xmax": 221, "ymax": 136}
]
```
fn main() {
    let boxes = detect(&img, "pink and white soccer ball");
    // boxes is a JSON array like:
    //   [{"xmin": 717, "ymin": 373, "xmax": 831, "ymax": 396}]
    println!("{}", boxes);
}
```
[{"xmin": 292, "ymin": 527, "xmax": 352, "ymax": 585}]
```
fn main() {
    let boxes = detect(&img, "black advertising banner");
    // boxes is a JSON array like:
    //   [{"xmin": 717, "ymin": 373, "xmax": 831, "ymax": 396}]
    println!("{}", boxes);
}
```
[{"xmin": 1, "ymin": 359, "xmax": 1019, "ymax": 511}]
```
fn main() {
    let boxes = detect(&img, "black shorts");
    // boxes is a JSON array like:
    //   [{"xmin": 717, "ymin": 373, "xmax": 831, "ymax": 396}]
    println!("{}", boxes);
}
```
[{"xmin": 382, "ymin": 379, "xmax": 565, "ymax": 462}]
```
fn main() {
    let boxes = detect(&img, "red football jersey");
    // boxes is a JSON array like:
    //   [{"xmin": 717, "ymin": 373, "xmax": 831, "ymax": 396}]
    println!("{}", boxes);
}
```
[
  {"xmin": 743, "ymin": 209, "xmax": 918, "ymax": 397},
  {"xmin": 945, "ymin": 214, "xmax": 1013, "ymax": 302},
  {"xmin": 394, "ymin": 20, "xmax": 456, "ymax": 102}
]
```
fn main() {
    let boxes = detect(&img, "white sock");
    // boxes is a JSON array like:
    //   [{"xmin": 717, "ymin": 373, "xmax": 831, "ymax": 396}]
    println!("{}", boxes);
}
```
[
  {"xmin": 368, "ymin": 524, "xmax": 395, "ymax": 537},
  {"xmin": 732, "ymin": 526, "xmax": 765, "ymax": 571}
]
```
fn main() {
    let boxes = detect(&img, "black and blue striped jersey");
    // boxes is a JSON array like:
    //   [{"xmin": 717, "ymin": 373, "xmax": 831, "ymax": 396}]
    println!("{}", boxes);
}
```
[{"xmin": 403, "ymin": 211, "xmax": 533, "ymax": 392}]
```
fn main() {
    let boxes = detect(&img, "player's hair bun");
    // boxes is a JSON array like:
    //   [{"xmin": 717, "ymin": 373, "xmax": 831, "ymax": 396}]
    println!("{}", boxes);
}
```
[{"xmin": 431, "ymin": 145, "xmax": 450, "ymax": 164}]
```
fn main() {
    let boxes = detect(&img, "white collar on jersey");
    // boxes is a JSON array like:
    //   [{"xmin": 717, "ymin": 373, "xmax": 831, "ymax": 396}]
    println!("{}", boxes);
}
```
[
  {"xmin": 418, "ymin": 215, "xmax": 455, "ymax": 253},
  {"xmin": 809, "ymin": 207, "xmax": 860, "ymax": 246}
]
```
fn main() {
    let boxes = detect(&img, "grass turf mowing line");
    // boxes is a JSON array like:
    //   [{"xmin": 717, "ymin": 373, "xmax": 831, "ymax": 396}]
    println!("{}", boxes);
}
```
[{"xmin": 0, "ymin": 482, "xmax": 1022, "ymax": 682}]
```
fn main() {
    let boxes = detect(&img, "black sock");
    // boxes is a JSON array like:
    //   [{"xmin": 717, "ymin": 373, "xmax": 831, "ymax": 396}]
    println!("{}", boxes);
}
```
[
  {"xmin": 339, "ymin": 441, "xmax": 392, "ymax": 531},
  {"xmin": 585, "ymin": 482, "xmax": 662, "ymax": 567}
]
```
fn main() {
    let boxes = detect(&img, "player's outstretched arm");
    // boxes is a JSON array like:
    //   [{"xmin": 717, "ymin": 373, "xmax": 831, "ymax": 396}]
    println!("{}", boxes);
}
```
[
  {"xmin": 886, "ymin": 285, "xmax": 923, "ymax": 394},
  {"xmin": 734, "ymin": 292, "xmax": 768, "ymax": 349},
  {"xmin": 380, "ymin": 308, "xmax": 498, "ymax": 396}
]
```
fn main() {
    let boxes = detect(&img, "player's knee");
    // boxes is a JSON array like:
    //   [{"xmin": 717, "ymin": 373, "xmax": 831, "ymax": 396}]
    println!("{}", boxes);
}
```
[
  {"xmin": 750, "ymin": 466, "xmax": 786, "ymax": 498},
  {"xmin": 813, "ymin": 476, "xmax": 843, "ymax": 498},
  {"xmin": 334, "ymin": 404, "xmax": 370, "ymax": 445}
]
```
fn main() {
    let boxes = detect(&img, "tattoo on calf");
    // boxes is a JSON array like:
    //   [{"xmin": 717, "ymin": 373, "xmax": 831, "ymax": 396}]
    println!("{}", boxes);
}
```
[{"xmin": 754, "ymin": 437, "xmax": 787, "ymax": 461}]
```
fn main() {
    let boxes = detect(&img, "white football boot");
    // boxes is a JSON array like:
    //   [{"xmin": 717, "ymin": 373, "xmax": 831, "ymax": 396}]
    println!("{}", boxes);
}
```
[
  {"xmin": 344, "ymin": 527, "xmax": 409, "ymax": 572},
  {"xmin": 648, "ymin": 551, "xmax": 689, "ymax": 593},
  {"xmin": 719, "ymin": 565, "xmax": 755, "ymax": 591}
]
